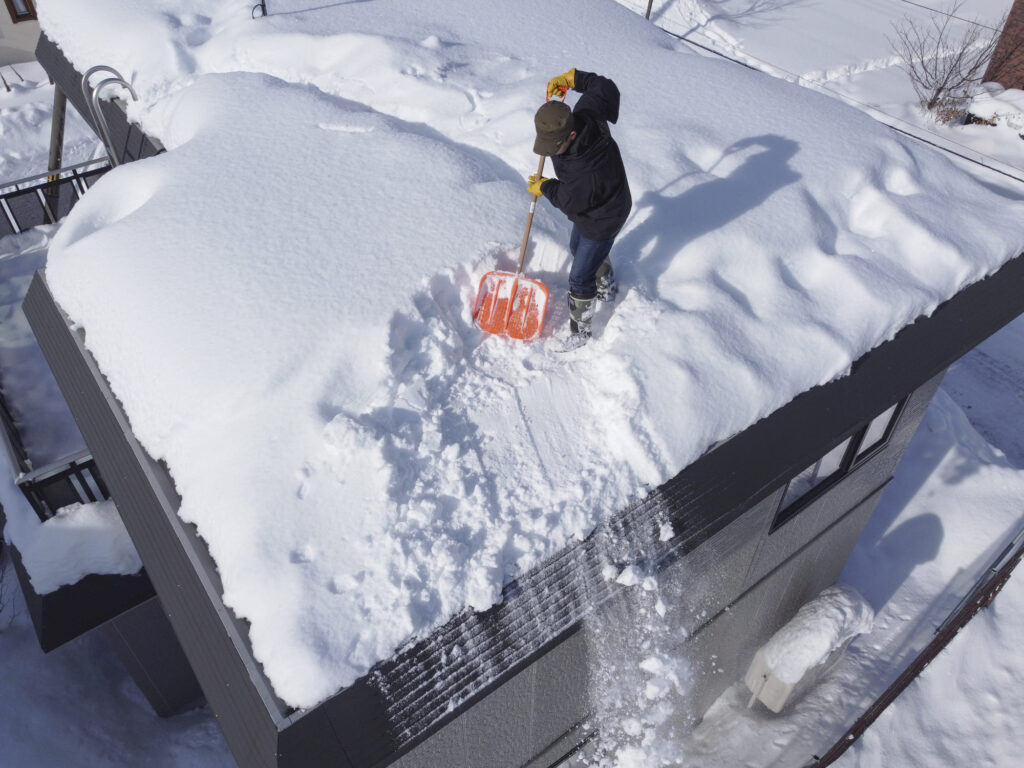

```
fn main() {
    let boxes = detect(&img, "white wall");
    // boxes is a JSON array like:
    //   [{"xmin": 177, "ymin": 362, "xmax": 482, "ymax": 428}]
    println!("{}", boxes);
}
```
[{"xmin": 1, "ymin": 12, "xmax": 40, "ymax": 67}]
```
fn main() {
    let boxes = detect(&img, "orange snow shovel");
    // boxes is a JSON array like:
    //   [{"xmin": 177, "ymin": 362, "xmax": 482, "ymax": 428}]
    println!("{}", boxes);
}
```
[{"xmin": 473, "ymin": 156, "xmax": 550, "ymax": 341}]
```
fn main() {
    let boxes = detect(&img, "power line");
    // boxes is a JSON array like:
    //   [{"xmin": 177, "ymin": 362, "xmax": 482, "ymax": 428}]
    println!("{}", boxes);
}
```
[
  {"xmin": 899, "ymin": 0, "xmax": 1006, "ymax": 34},
  {"xmin": 652, "ymin": 20, "xmax": 1024, "ymax": 185}
]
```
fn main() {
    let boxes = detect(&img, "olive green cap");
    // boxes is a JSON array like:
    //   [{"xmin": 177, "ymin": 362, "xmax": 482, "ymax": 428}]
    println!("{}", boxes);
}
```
[{"xmin": 533, "ymin": 101, "xmax": 574, "ymax": 156}]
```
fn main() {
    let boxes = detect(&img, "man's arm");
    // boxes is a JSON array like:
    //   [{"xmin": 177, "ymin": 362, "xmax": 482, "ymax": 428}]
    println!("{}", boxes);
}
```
[
  {"xmin": 539, "ymin": 176, "xmax": 584, "ymax": 218},
  {"xmin": 573, "ymin": 69, "xmax": 620, "ymax": 125}
]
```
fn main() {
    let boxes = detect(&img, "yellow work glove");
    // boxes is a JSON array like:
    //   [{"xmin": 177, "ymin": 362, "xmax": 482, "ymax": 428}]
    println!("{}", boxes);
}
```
[
  {"xmin": 546, "ymin": 68, "xmax": 576, "ymax": 100},
  {"xmin": 527, "ymin": 173, "xmax": 549, "ymax": 197}
]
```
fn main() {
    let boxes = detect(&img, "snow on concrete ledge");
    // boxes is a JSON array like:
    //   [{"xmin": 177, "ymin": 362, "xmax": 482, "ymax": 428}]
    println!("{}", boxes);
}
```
[{"xmin": 36, "ymin": 0, "xmax": 1024, "ymax": 708}]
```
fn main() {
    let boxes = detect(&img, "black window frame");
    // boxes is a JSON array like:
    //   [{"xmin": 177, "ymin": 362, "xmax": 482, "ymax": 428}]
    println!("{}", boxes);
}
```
[
  {"xmin": 851, "ymin": 398, "xmax": 906, "ymax": 467},
  {"xmin": 770, "ymin": 397, "xmax": 907, "ymax": 533},
  {"xmin": 5, "ymin": 0, "xmax": 36, "ymax": 24}
]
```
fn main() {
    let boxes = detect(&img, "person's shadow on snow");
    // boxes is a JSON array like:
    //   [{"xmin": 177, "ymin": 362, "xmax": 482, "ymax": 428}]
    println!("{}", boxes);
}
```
[{"xmin": 618, "ymin": 134, "xmax": 801, "ymax": 305}]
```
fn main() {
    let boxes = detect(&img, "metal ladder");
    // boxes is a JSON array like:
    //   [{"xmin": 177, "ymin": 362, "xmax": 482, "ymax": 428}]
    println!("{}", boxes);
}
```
[{"xmin": 80, "ymin": 65, "xmax": 139, "ymax": 168}]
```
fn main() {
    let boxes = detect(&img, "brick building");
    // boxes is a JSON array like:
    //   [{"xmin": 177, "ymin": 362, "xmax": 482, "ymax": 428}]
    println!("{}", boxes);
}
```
[{"xmin": 984, "ymin": 0, "xmax": 1024, "ymax": 89}]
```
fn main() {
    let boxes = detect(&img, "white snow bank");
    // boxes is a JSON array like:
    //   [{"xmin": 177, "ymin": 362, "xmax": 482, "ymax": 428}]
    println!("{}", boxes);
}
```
[
  {"xmin": 11, "ymin": 500, "xmax": 141, "ymax": 595},
  {"xmin": 35, "ymin": 0, "xmax": 1024, "ymax": 709},
  {"xmin": 760, "ymin": 584, "xmax": 874, "ymax": 685}
]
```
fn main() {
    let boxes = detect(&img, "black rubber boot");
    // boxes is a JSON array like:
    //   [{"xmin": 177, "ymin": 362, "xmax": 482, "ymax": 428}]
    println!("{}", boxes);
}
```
[
  {"xmin": 595, "ymin": 259, "xmax": 617, "ymax": 302},
  {"xmin": 565, "ymin": 292, "xmax": 596, "ymax": 349}
]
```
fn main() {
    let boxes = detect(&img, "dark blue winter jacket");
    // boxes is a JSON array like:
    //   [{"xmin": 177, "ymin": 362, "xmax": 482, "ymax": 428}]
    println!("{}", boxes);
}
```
[{"xmin": 541, "ymin": 70, "xmax": 632, "ymax": 241}]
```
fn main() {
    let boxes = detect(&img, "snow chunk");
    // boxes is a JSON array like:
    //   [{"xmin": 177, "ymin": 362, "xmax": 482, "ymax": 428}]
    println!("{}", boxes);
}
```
[
  {"xmin": 16, "ymin": 501, "xmax": 142, "ymax": 595},
  {"xmin": 760, "ymin": 584, "xmax": 874, "ymax": 685}
]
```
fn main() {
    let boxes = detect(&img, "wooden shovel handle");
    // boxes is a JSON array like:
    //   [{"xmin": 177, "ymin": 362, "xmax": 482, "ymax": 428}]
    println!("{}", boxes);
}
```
[{"xmin": 517, "ymin": 155, "xmax": 546, "ymax": 274}]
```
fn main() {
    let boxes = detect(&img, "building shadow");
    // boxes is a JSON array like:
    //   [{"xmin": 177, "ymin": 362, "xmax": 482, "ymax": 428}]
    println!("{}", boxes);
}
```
[
  {"xmin": 843, "ymin": 512, "xmax": 944, "ymax": 612},
  {"xmin": 616, "ymin": 134, "xmax": 801, "ymax": 304}
]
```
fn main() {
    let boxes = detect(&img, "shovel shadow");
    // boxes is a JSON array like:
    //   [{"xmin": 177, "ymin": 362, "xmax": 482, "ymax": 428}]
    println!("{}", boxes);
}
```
[{"xmin": 616, "ymin": 134, "xmax": 801, "ymax": 305}]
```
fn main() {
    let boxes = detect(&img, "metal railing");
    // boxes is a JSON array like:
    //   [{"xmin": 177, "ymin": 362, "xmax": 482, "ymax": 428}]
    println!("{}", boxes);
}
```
[
  {"xmin": 1, "ymin": 156, "xmax": 113, "ymax": 522},
  {"xmin": 17, "ymin": 450, "xmax": 111, "ymax": 522},
  {"xmin": 0, "ymin": 366, "xmax": 111, "ymax": 523},
  {"xmin": 0, "ymin": 158, "xmax": 111, "ymax": 239}
]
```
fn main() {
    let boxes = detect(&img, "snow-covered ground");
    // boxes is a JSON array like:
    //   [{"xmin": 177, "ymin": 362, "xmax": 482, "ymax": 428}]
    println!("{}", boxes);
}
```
[
  {"xmin": 0, "ymin": 61, "xmax": 100, "ymax": 183},
  {"xmin": 622, "ymin": 0, "xmax": 1024, "ymax": 174},
  {"xmin": 664, "ymin": 375, "xmax": 1024, "ymax": 768},
  {"xmin": 2, "ymin": 1, "xmax": 1024, "ymax": 766}
]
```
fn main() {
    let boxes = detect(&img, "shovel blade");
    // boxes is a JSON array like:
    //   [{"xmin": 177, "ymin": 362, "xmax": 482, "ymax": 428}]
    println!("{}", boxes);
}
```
[
  {"xmin": 506, "ymin": 277, "xmax": 549, "ymax": 341},
  {"xmin": 473, "ymin": 270, "xmax": 549, "ymax": 341},
  {"xmin": 473, "ymin": 270, "xmax": 518, "ymax": 335}
]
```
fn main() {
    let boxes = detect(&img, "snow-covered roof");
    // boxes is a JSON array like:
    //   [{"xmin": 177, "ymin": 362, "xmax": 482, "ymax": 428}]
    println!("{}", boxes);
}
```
[{"xmin": 35, "ymin": 0, "xmax": 1024, "ymax": 709}]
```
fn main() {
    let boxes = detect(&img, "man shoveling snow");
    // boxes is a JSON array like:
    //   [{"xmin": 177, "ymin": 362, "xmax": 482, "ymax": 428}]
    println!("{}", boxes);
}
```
[{"xmin": 528, "ymin": 68, "xmax": 632, "ymax": 348}]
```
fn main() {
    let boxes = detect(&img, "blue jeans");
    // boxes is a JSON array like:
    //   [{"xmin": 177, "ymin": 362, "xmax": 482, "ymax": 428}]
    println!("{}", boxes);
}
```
[{"xmin": 568, "ymin": 225, "xmax": 615, "ymax": 298}]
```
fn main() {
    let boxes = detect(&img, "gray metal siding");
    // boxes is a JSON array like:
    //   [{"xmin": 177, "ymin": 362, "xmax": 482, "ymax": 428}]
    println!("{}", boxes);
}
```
[
  {"xmin": 23, "ymin": 274, "xmax": 283, "ymax": 768},
  {"xmin": 99, "ymin": 595, "xmax": 204, "ymax": 716},
  {"xmin": 745, "ymin": 370, "xmax": 942, "ymax": 589},
  {"xmin": 393, "ymin": 629, "xmax": 589, "ymax": 768},
  {"xmin": 683, "ymin": 482, "xmax": 887, "ymax": 720}
]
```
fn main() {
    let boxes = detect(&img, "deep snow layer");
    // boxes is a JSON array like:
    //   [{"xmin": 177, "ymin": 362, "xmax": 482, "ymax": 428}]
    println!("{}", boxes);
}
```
[{"xmin": 33, "ymin": 0, "xmax": 1024, "ymax": 708}]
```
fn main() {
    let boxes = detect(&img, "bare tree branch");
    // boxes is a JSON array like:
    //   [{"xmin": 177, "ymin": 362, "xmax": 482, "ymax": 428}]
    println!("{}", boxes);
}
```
[{"xmin": 889, "ymin": 0, "xmax": 1005, "ymax": 123}]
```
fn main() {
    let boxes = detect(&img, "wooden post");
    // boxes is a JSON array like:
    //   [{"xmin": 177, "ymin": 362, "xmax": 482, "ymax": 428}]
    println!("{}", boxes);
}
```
[{"xmin": 44, "ymin": 85, "xmax": 67, "ymax": 223}]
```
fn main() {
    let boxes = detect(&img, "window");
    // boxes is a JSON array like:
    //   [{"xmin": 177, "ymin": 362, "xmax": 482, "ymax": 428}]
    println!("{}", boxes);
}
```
[
  {"xmin": 778, "ymin": 436, "xmax": 852, "ymax": 513},
  {"xmin": 771, "ymin": 398, "xmax": 907, "ymax": 532},
  {"xmin": 855, "ymin": 402, "xmax": 900, "ymax": 463},
  {"xmin": 5, "ymin": 0, "xmax": 36, "ymax": 23}
]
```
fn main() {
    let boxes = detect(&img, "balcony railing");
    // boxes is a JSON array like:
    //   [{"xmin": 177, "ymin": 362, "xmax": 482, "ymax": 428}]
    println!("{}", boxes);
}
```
[
  {"xmin": 1, "ymin": 158, "xmax": 112, "ymax": 521},
  {"xmin": 0, "ymin": 158, "xmax": 110, "ymax": 239}
]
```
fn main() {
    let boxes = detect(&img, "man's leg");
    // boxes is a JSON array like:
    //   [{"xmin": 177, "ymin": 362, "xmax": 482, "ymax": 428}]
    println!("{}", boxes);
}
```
[
  {"xmin": 595, "ymin": 259, "xmax": 616, "ymax": 302},
  {"xmin": 567, "ymin": 232, "xmax": 615, "ymax": 342}
]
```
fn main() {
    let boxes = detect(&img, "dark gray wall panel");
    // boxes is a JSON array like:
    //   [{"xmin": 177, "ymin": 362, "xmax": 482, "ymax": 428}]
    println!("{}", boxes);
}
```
[
  {"xmin": 1, "ymin": 501, "xmax": 155, "ymax": 653},
  {"xmin": 744, "ymin": 371, "xmax": 944, "ymax": 589},
  {"xmin": 100, "ymin": 595, "xmax": 204, "ymax": 716},
  {"xmin": 666, "ymin": 490, "xmax": 783, "ymax": 637},
  {"xmin": 393, "ymin": 629, "xmax": 588, "ymax": 768}
]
